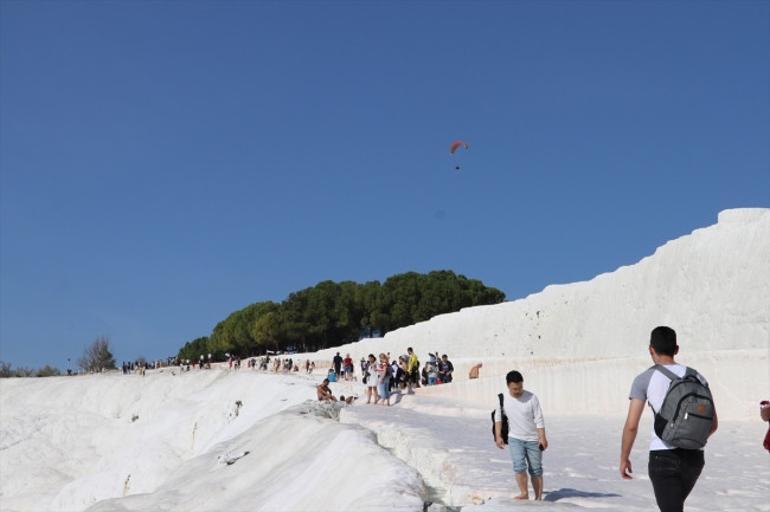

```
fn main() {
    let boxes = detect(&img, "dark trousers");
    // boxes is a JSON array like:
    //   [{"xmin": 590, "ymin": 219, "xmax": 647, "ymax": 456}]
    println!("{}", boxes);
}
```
[{"xmin": 648, "ymin": 449, "xmax": 705, "ymax": 512}]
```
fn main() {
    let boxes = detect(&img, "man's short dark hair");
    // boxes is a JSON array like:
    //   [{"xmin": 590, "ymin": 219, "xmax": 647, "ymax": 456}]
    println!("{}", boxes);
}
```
[
  {"xmin": 407, "ymin": 347, "xmax": 413, "ymax": 353},
  {"xmin": 650, "ymin": 326, "xmax": 677, "ymax": 356},
  {"xmin": 506, "ymin": 370, "xmax": 523, "ymax": 384}
]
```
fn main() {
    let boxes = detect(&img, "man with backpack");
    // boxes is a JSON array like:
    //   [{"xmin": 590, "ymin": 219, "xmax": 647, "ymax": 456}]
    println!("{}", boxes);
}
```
[
  {"xmin": 620, "ymin": 326, "xmax": 718, "ymax": 512},
  {"xmin": 494, "ymin": 370, "xmax": 548, "ymax": 501}
]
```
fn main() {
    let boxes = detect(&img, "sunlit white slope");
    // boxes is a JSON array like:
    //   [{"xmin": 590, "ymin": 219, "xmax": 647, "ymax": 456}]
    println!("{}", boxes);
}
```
[{"xmin": 0, "ymin": 370, "xmax": 424, "ymax": 512}]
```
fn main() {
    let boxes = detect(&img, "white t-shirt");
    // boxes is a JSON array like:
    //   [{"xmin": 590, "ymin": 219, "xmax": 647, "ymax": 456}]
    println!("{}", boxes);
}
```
[
  {"xmin": 629, "ymin": 363, "xmax": 709, "ymax": 451},
  {"xmin": 494, "ymin": 390, "xmax": 545, "ymax": 442},
  {"xmin": 365, "ymin": 364, "xmax": 379, "ymax": 387}
]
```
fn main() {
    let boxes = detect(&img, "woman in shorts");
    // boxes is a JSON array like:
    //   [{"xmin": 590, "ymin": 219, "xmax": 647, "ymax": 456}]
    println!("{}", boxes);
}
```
[
  {"xmin": 365, "ymin": 354, "xmax": 379, "ymax": 404},
  {"xmin": 376, "ymin": 353, "xmax": 392, "ymax": 406}
]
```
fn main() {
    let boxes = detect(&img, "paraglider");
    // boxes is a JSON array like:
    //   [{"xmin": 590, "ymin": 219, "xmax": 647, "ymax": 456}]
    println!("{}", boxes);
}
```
[
  {"xmin": 450, "ymin": 140, "xmax": 469, "ymax": 154},
  {"xmin": 450, "ymin": 140, "xmax": 469, "ymax": 170}
]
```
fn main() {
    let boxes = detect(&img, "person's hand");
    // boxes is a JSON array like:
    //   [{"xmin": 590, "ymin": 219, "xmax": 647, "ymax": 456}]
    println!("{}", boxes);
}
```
[
  {"xmin": 539, "ymin": 438, "xmax": 548, "ymax": 451},
  {"xmin": 495, "ymin": 436, "xmax": 505, "ymax": 449},
  {"xmin": 620, "ymin": 459, "xmax": 633, "ymax": 480}
]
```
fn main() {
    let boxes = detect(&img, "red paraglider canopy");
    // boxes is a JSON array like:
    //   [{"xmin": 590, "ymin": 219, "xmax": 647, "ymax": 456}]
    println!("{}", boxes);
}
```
[{"xmin": 449, "ymin": 140, "xmax": 469, "ymax": 154}]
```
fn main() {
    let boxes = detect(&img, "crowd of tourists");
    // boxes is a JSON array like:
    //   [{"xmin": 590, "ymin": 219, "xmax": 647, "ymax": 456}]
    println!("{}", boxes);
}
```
[
  {"xmin": 120, "ymin": 359, "xmax": 170, "ymax": 375},
  {"xmin": 165, "ymin": 353, "xmax": 316, "ymax": 374},
  {"xmin": 318, "ymin": 348, "xmax": 454, "ymax": 406},
  {"xmin": 327, "ymin": 349, "xmax": 454, "ymax": 387}
]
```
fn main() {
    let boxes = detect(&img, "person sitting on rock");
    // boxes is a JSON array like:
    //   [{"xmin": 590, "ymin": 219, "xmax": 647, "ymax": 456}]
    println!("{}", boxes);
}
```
[{"xmin": 317, "ymin": 379, "xmax": 337, "ymax": 402}]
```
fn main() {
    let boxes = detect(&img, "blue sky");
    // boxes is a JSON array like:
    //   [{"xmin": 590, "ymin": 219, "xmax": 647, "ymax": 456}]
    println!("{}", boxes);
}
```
[{"xmin": 1, "ymin": 1, "xmax": 768, "ymax": 368}]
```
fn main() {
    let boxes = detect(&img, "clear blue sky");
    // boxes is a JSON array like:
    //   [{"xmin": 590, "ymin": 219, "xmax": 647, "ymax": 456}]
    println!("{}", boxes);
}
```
[{"xmin": 1, "ymin": 1, "xmax": 768, "ymax": 369}]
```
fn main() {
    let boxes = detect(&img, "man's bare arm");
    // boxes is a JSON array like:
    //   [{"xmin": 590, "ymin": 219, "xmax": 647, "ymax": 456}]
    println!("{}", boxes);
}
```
[
  {"xmin": 620, "ymin": 399, "xmax": 645, "ymax": 479},
  {"xmin": 494, "ymin": 421, "xmax": 504, "ymax": 449}
]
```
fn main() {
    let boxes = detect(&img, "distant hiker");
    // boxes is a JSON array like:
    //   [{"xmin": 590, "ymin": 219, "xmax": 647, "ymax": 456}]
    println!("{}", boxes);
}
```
[
  {"xmin": 761, "ymin": 400, "xmax": 770, "ymax": 452},
  {"xmin": 309, "ymin": 361, "xmax": 316, "ymax": 374},
  {"xmin": 439, "ymin": 354, "xmax": 454, "ymax": 383},
  {"xmin": 406, "ymin": 347, "xmax": 420, "ymax": 394},
  {"xmin": 389, "ymin": 359, "xmax": 400, "ymax": 392},
  {"xmin": 305, "ymin": 360, "xmax": 310, "ymax": 373},
  {"xmin": 376, "ymin": 353, "xmax": 392, "ymax": 406},
  {"xmin": 327, "ymin": 368, "xmax": 337, "ymax": 382},
  {"xmin": 469, "ymin": 362, "xmax": 483, "ymax": 379},
  {"xmin": 343, "ymin": 353, "xmax": 354, "ymax": 381},
  {"xmin": 397, "ymin": 356, "xmax": 409, "ymax": 390},
  {"xmin": 332, "ymin": 352, "xmax": 343, "ymax": 378},
  {"xmin": 317, "ymin": 379, "xmax": 337, "ymax": 402},
  {"xmin": 620, "ymin": 326, "xmax": 718, "ymax": 512},
  {"xmin": 494, "ymin": 370, "xmax": 547, "ymax": 501},
  {"xmin": 364, "ymin": 354, "xmax": 379, "ymax": 404},
  {"xmin": 427, "ymin": 359, "xmax": 438, "ymax": 386}
]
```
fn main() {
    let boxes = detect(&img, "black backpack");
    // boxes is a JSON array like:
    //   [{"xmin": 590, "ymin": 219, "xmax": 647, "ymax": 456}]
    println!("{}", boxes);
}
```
[{"xmin": 491, "ymin": 393, "xmax": 509, "ymax": 444}]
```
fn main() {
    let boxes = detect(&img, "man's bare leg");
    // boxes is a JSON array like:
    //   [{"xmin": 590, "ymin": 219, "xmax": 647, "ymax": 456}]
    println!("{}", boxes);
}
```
[
  {"xmin": 514, "ymin": 472, "xmax": 529, "ymax": 500},
  {"xmin": 531, "ymin": 476, "xmax": 543, "ymax": 500}
]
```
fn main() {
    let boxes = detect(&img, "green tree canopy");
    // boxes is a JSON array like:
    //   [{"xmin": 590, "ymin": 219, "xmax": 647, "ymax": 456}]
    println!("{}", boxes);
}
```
[{"xmin": 177, "ymin": 270, "xmax": 505, "ymax": 360}]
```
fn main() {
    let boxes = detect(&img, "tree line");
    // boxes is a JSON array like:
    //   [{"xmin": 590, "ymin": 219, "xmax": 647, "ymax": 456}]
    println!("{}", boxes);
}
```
[
  {"xmin": 0, "ymin": 336, "xmax": 117, "ymax": 378},
  {"xmin": 178, "ymin": 270, "xmax": 505, "ymax": 361},
  {"xmin": 0, "ymin": 361, "xmax": 62, "ymax": 378}
]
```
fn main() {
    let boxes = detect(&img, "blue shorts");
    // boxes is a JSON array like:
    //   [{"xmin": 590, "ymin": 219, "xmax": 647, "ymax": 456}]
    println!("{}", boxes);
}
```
[
  {"xmin": 508, "ymin": 438, "xmax": 543, "ymax": 476},
  {"xmin": 377, "ymin": 382, "xmax": 390, "ymax": 399}
]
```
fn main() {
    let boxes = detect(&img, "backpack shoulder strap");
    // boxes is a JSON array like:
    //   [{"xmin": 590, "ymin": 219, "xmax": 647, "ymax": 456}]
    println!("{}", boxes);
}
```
[
  {"xmin": 653, "ymin": 364, "xmax": 680, "ymax": 381},
  {"xmin": 498, "ymin": 393, "xmax": 505, "ymax": 415}
]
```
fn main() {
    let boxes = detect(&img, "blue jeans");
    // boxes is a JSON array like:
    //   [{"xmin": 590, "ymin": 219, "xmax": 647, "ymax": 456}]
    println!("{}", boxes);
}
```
[
  {"xmin": 377, "ymin": 381, "xmax": 390, "ymax": 399},
  {"xmin": 508, "ymin": 438, "xmax": 543, "ymax": 476}
]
